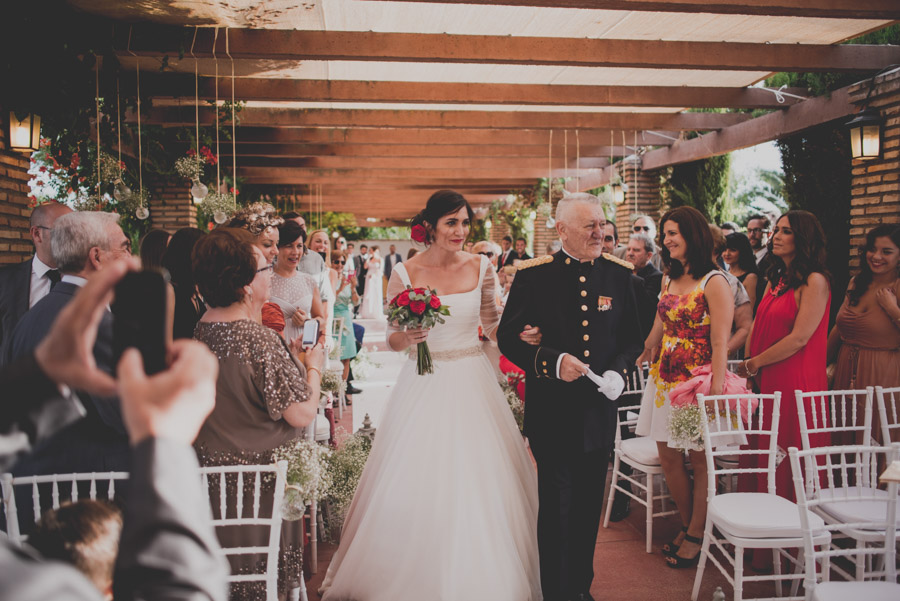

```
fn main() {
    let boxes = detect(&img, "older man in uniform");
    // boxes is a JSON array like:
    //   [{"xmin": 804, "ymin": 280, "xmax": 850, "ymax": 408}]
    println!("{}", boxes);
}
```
[{"xmin": 498, "ymin": 192, "xmax": 643, "ymax": 601}]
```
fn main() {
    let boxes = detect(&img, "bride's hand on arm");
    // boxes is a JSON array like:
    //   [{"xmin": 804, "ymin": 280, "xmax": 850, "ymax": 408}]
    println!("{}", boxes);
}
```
[{"xmin": 519, "ymin": 325, "xmax": 542, "ymax": 346}]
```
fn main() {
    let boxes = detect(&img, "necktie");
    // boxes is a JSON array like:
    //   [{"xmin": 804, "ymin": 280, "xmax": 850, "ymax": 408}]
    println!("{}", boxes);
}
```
[{"xmin": 46, "ymin": 269, "xmax": 61, "ymax": 290}]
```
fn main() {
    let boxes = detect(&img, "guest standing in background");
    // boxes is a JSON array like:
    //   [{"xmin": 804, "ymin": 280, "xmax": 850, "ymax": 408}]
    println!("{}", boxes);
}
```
[
  {"xmin": 138, "ymin": 229, "xmax": 170, "ymax": 271},
  {"xmin": 271, "ymin": 222, "xmax": 326, "ymax": 346},
  {"xmin": 626, "ymin": 232, "xmax": 663, "ymax": 339},
  {"xmin": 407, "ymin": 248, "xmax": 418, "ymax": 261},
  {"xmin": 497, "ymin": 235, "xmax": 513, "ymax": 272},
  {"xmin": 384, "ymin": 243, "xmax": 403, "ymax": 286},
  {"xmin": 354, "ymin": 244, "xmax": 370, "ymax": 301},
  {"xmin": 710, "ymin": 225, "xmax": 752, "ymax": 358},
  {"xmin": 162, "ymin": 227, "xmax": 206, "ymax": 340},
  {"xmin": 359, "ymin": 246, "xmax": 384, "ymax": 319},
  {"xmin": 192, "ymin": 227, "xmax": 323, "ymax": 601},
  {"xmin": 739, "ymin": 210, "xmax": 831, "ymax": 504},
  {"xmin": 722, "ymin": 233, "xmax": 760, "ymax": 312},
  {"xmin": 636, "ymin": 206, "xmax": 733, "ymax": 569},
  {"xmin": 331, "ymin": 251, "xmax": 359, "ymax": 400},
  {"xmin": 308, "ymin": 229, "xmax": 338, "ymax": 341},
  {"xmin": 828, "ymin": 224, "xmax": 900, "ymax": 444},
  {"xmin": 503, "ymin": 237, "xmax": 531, "ymax": 267}
]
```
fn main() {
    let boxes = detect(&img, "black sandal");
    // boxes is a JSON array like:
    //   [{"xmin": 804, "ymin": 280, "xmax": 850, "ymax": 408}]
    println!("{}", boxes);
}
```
[
  {"xmin": 661, "ymin": 527, "xmax": 687, "ymax": 557},
  {"xmin": 665, "ymin": 533, "xmax": 702, "ymax": 569}
]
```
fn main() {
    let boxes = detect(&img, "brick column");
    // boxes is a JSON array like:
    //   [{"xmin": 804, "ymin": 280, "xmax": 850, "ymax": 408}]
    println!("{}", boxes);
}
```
[
  {"xmin": 0, "ymin": 109, "xmax": 33, "ymax": 265},
  {"xmin": 488, "ymin": 218, "xmax": 510, "ymax": 247},
  {"xmin": 615, "ymin": 159, "xmax": 663, "ymax": 245},
  {"xmin": 848, "ymin": 68, "xmax": 900, "ymax": 271},
  {"xmin": 148, "ymin": 179, "xmax": 198, "ymax": 232},
  {"xmin": 532, "ymin": 212, "xmax": 558, "ymax": 256}
]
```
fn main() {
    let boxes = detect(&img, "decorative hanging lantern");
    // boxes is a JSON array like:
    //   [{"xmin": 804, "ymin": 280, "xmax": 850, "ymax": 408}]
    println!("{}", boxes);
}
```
[
  {"xmin": 8, "ymin": 112, "xmax": 41, "ymax": 153},
  {"xmin": 845, "ymin": 108, "xmax": 882, "ymax": 161}
]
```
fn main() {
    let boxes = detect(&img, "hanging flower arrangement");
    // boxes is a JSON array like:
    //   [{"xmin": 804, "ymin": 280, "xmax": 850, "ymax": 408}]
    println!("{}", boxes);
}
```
[
  {"xmin": 198, "ymin": 190, "xmax": 237, "ymax": 224},
  {"xmin": 275, "ymin": 439, "xmax": 333, "ymax": 521},
  {"xmin": 174, "ymin": 146, "xmax": 217, "ymax": 180}
]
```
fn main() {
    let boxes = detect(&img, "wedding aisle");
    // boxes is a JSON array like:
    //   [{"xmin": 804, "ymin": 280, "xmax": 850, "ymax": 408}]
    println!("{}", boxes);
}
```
[{"xmin": 309, "ymin": 320, "xmax": 772, "ymax": 601}]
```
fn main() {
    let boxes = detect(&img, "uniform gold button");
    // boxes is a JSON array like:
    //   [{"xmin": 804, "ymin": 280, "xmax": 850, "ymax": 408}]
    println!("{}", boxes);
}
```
[
  {"xmin": 542, "ymin": 361, "xmax": 547, "ymax": 366},
  {"xmin": 565, "ymin": 258, "xmax": 571, "ymax": 265},
  {"xmin": 583, "ymin": 350, "xmax": 590, "ymax": 357},
  {"xmin": 579, "ymin": 276, "xmax": 586, "ymax": 283},
  {"xmin": 583, "ymin": 334, "xmax": 589, "ymax": 341},
  {"xmin": 582, "ymin": 320, "xmax": 588, "ymax": 327},
  {"xmin": 543, "ymin": 368, "xmax": 548, "ymax": 374},
  {"xmin": 580, "ymin": 290, "xmax": 587, "ymax": 297},
  {"xmin": 581, "ymin": 305, "xmax": 588, "ymax": 311}
]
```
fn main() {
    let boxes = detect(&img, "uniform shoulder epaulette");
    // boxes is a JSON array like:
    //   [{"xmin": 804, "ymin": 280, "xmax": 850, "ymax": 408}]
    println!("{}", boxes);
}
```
[
  {"xmin": 516, "ymin": 255, "xmax": 554, "ymax": 271},
  {"xmin": 602, "ymin": 253, "xmax": 634, "ymax": 271}
]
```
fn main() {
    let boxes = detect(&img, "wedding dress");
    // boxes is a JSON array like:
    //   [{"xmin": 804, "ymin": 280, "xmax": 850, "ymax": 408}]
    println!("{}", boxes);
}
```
[
  {"xmin": 320, "ymin": 255, "xmax": 542, "ymax": 601},
  {"xmin": 359, "ymin": 258, "xmax": 384, "ymax": 319}
]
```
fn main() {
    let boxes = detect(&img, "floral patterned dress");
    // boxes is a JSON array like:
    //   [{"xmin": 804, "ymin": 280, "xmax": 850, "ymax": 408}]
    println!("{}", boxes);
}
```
[{"xmin": 636, "ymin": 271, "xmax": 721, "ymax": 448}]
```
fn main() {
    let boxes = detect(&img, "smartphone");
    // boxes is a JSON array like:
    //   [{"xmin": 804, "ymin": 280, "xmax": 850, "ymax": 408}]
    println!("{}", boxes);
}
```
[
  {"xmin": 301, "ymin": 319, "xmax": 320, "ymax": 348},
  {"xmin": 111, "ymin": 270, "xmax": 167, "ymax": 375}
]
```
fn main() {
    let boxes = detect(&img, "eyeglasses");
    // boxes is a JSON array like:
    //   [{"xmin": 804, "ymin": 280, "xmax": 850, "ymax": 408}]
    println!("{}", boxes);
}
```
[
  {"xmin": 34, "ymin": 225, "xmax": 53, "ymax": 232},
  {"xmin": 633, "ymin": 225, "xmax": 651, "ymax": 232},
  {"xmin": 477, "ymin": 251, "xmax": 494, "ymax": 258},
  {"xmin": 747, "ymin": 228, "xmax": 769, "ymax": 235},
  {"xmin": 333, "ymin": 260, "xmax": 346, "ymax": 265},
  {"xmin": 256, "ymin": 264, "xmax": 274, "ymax": 274}
]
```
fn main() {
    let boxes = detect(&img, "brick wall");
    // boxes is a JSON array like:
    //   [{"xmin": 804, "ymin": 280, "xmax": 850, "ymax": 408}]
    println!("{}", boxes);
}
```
[
  {"xmin": 532, "ymin": 212, "xmax": 558, "ymax": 256},
  {"xmin": 0, "ymin": 108, "xmax": 33, "ymax": 264},
  {"xmin": 615, "ymin": 161, "xmax": 663, "ymax": 245},
  {"xmin": 148, "ymin": 179, "xmax": 198, "ymax": 232},
  {"xmin": 848, "ymin": 68, "xmax": 900, "ymax": 270}
]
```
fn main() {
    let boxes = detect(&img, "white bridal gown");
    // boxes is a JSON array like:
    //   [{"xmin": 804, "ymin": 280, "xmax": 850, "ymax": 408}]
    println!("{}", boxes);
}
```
[
  {"xmin": 320, "ymin": 255, "xmax": 542, "ymax": 601},
  {"xmin": 359, "ymin": 258, "xmax": 384, "ymax": 319}
]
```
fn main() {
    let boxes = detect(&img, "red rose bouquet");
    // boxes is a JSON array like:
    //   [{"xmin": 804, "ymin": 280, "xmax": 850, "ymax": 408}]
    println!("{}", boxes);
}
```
[{"xmin": 388, "ymin": 285, "xmax": 450, "ymax": 375}]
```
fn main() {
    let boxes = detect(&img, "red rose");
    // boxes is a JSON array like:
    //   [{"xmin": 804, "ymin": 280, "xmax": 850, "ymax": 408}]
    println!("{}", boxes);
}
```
[
  {"xmin": 410, "ymin": 300, "xmax": 426, "ymax": 315},
  {"xmin": 429, "ymin": 294, "xmax": 441, "ymax": 309},
  {"xmin": 411, "ymin": 224, "xmax": 427, "ymax": 243},
  {"xmin": 397, "ymin": 290, "xmax": 410, "ymax": 306}
]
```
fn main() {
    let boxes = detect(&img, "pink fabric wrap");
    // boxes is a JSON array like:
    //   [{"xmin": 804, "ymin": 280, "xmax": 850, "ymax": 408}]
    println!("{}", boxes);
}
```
[{"xmin": 669, "ymin": 364, "xmax": 757, "ymax": 422}]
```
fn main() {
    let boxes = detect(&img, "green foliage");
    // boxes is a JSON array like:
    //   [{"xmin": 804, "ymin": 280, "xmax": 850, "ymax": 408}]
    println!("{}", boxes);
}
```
[
  {"xmin": 664, "ymin": 154, "xmax": 733, "ymax": 223},
  {"xmin": 730, "ymin": 168, "xmax": 788, "ymax": 225},
  {"xmin": 776, "ymin": 122, "xmax": 852, "ymax": 320}
]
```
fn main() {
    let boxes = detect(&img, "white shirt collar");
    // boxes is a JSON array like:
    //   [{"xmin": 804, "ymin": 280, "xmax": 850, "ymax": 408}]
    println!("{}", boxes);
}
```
[
  {"xmin": 60, "ymin": 274, "xmax": 88, "ymax": 287},
  {"xmin": 754, "ymin": 247, "xmax": 768, "ymax": 262},
  {"xmin": 560, "ymin": 245, "xmax": 593, "ymax": 263},
  {"xmin": 31, "ymin": 254, "xmax": 52, "ymax": 278}
]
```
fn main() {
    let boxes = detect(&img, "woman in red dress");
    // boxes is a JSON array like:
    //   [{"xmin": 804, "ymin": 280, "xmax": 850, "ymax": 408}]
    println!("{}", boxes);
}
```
[{"xmin": 738, "ymin": 210, "xmax": 831, "ymax": 504}]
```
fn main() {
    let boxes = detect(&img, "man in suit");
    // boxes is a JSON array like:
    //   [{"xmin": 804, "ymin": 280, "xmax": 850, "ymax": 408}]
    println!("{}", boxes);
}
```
[
  {"xmin": 497, "ymin": 235, "xmax": 513, "ymax": 271},
  {"xmin": 626, "ymin": 232, "xmax": 663, "ymax": 330},
  {"xmin": 7, "ymin": 211, "xmax": 133, "ymax": 476},
  {"xmin": 0, "ymin": 202, "xmax": 72, "ymax": 366},
  {"xmin": 503, "ymin": 236, "xmax": 532, "ymax": 267},
  {"xmin": 0, "ymin": 258, "xmax": 228, "ymax": 601},
  {"xmin": 383, "ymin": 243, "xmax": 403, "ymax": 282},
  {"xmin": 498, "ymin": 193, "xmax": 643, "ymax": 601},
  {"xmin": 355, "ymin": 243, "xmax": 369, "ymax": 297}
]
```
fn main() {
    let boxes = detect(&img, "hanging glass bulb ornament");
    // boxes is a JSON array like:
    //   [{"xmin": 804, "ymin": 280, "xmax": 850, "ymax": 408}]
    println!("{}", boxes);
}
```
[
  {"xmin": 135, "ymin": 206, "xmax": 149, "ymax": 220},
  {"xmin": 113, "ymin": 179, "xmax": 132, "ymax": 203},
  {"xmin": 191, "ymin": 178, "xmax": 209, "ymax": 203},
  {"xmin": 546, "ymin": 216, "xmax": 556, "ymax": 228},
  {"xmin": 213, "ymin": 210, "xmax": 228, "ymax": 224}
]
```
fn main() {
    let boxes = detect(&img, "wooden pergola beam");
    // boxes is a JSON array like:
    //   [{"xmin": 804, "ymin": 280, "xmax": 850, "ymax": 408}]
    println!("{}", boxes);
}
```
[
  {"xmin": 139, "ymin": 75, "xmax": 804, "ymax": 109},
  {"xmin": 231, "ymin": 156, "xmax": 605, "ymax": 170},
  {"xmin": 118, "ymin": 28, "xmax": 900, "ymax": 72},
  {"xmin": 361, "ymin": 0, "xmax": 900, "ymax": 19},
  {"xmin": 214, "ymin": 143, "xmax": 637, "ymax": 159},
  {"xmin": 135, "ymin": 107, "xmax": 748, "ymax": 130},
  {"xmin": 239, "ymin": 166, "xmax": 562, "ymax": 180}
]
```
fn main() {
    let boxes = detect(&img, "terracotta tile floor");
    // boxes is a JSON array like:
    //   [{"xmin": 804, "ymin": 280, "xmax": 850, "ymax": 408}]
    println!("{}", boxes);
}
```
[{"xmin": 303, "ymin": 401, "xmax": 782, "ymax": 601}]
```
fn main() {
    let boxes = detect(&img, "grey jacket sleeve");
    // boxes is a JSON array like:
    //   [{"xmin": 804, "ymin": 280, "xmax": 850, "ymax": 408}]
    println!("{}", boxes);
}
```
[{"xmin": 114, "ymin": 438, "xmax": 228, "ymax": 601}]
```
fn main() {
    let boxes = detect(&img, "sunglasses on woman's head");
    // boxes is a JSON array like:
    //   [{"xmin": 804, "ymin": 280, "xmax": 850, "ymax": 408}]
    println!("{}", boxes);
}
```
[
  {"xmin": 478, "ymin": 251, "xmax": 494, "ymax": 257},
  {"xmin": 333, "ymin": 260, "xmax": 346, "ymax": 265}
]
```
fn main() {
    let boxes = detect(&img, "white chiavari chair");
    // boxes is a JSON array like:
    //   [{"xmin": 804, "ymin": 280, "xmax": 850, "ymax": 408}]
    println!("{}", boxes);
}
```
[{"xmin": 875, "ymin": 386, "xmax": 900, "ymax": 445}]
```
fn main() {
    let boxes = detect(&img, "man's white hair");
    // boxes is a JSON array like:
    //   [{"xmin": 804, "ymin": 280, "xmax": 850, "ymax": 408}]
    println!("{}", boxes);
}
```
[
  {"xmin": 555, "ymin": 192, "xmax": 602, "ymax": 224},
  {"xmin": 51, "ymin": 211, "xmax": 121, "ymax": 273}
]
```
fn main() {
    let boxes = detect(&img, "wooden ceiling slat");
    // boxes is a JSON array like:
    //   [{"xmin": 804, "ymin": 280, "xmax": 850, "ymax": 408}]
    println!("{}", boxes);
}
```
[
  {"xmin": 215, "ymin": 143, "xmax": 640, "ymax": 158},
  {"xmin": 135, "ymin": 107, "xmax": 748, "ymax": 130},
  {"xmin": 231, "ymin": 156, "xmax": 606, "ymax": 170},
  {"xmin": 119, "ymin": 28, "xmax": 900, "ymax": 73},
  {"xmin": 139, "ymin": 75, "xmax": 805, "ymax": 109},
  {"xmin": 361, "ymin": 0, "xmax": 900, "ymax": 20}
]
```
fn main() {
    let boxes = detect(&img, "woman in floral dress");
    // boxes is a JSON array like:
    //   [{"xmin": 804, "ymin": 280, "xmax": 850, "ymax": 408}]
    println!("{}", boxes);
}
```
[{"xmin": 636, "ymin": 206, "xmax": 733, "ymax": 568}]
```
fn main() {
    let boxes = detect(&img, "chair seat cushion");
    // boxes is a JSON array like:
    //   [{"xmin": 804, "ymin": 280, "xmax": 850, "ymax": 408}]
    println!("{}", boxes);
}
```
[
  {"xmin": 817, "ymin": 486, "xmax": 900, "ymax": 529},
  {"xmin": 621, "ymin": 436, "xmax": 661, "ymax": 467},
  {"xmin": 812, "ymin": 581, "xmax": 900, "ymax": 601},
  {"xmin": 709, "ymin": 492, "xmax": 825, "ymax": 538},
  {"xmin": 315, "ymin": 414, "xmax": 331, "ymax": 439}
]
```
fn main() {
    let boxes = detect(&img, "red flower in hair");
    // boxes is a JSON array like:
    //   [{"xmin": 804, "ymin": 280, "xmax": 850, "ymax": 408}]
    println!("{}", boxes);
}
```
[
  {"xmin": 410, "ymin": 300, "xmax": 426, "ymax": 315},
  {"xmin": 411, "ymin": 224, "xmax": 427, "ymax": 243},
  {"xmin": 429, "ymin": 294, "xmax": 441, "ymax": 309}
]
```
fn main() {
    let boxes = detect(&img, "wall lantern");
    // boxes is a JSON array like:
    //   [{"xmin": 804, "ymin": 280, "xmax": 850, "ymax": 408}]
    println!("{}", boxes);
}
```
[
  {"xmin": 8, "ymin": 112, "xmax": 41, "ymax": 153},
  {"xmin": 611, "ymin": 181, "xmax": 627, "ymax": 205},
  {"xmin": 846, "ymin": 107, "xmax": 882, "ymax": 161}
]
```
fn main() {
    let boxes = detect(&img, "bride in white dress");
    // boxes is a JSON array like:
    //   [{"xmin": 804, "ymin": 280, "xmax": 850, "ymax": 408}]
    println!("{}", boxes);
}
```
[
  {"xmin": 359, "ymin": 247, "xmax": 385, "ymax": 319},
  {"xmin": 320, "ymin": 191, "xmax": 542, "ymax": 601}
]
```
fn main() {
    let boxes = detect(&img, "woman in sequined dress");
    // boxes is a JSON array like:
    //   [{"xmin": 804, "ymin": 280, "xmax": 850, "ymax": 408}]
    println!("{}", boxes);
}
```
[
  {"xmin": 320, "ymin": 191, "xmax": 542, "ymax": 601},
  {"xmin": 191, "ymin": 228, "xmax": 325, "ymax": 601}
]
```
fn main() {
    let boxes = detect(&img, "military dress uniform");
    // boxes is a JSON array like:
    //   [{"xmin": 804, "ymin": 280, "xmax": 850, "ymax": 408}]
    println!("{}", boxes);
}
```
[{"xmin": 497, "ymin": 250, "xmax": 643, "ymax": 601}]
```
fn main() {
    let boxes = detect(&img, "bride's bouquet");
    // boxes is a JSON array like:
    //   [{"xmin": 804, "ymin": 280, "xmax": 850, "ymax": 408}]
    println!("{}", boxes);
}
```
[{"xmin": 387, "ymin": 285, "xmax": 450, "ymax": 375}]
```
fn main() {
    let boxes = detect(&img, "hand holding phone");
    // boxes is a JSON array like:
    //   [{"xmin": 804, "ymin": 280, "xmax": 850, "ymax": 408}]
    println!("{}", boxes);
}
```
[
  {"xmin": 111, "ymin": 270, "xmax": 168, "ymax": 375},
  {"xmin": 301, "ymin": 319, "xmax": 320, "ymax": 349}
]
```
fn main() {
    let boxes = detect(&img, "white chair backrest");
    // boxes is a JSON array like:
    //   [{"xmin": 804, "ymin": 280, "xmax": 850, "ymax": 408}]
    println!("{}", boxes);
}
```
[
  {"xmin": 613, "ymin": 363, "xmax": 648, "ymax": 442},
  {"xmin": 698, "ymin": 391, "xmax": 782, "ymax": 498},
  {"xmin": 875, "ymin": 386, "xmax": 900, "ymax": 445},
  {"xmin": 789, "ymin": 444, "xmax": 899, "ymax": 592},
  {"xmin": 623, "ymin": 361, "xmax": 648, "ymax": 396},
  {"xmin": 0, "ymin": 471, "xmax": 129, "ymax": 545},
  {"xmin": 726, "ymin": 359, "xmax": 743, "ymax": 374},
  {"xmin": 795, "ymin": 388, "xmax": 874, "ymax": 450},
  {"xmin": 198, "ymin": 461, "xmax": 287, "ymax": 600}
]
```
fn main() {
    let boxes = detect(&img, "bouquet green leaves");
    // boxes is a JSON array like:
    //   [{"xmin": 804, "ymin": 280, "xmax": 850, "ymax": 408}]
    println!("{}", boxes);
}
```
[{"xmin": 387, "ymin": 285, "xmax": 450, "ymax": 375}]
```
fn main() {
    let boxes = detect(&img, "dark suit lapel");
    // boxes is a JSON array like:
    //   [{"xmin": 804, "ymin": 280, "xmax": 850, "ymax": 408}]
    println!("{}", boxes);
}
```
[{"xmin": 13, "ymin": 259, "xmax": 33, "ymax": 317}]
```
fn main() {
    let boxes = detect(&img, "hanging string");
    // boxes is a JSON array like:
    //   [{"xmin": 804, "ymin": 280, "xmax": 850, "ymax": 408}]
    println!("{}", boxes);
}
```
[
  {"xmin": 190, "ymin": 27, "xmax": 200, "ymax": 171},
  {"xmin": 564, "ymin": 130, "xmax": 568, "ymax": 183},
  {"xmin": 547, "ymin": 130, "xmax": 553, "ymax": 204},
  {"xmin": 227, "ymin": 28, "xmax": 237, "ymax": 210},
  {"xmin": 575, "ymin": 130, "xmax": 580, "ymax": 189},
  {"xmin": 212, "ymin": 27, "xmax": 220, "ymax": 194},
  {"xmin": 622, "ymin": 130, "xmax": 627, "ymax": 207},
  {"xmin": 609, "ymin": 129, "xmax": 614, "ymax": 187},
  {"xmin": 95, "ymin": 57, "xmax": 101, "ymax": 209},
  {"xmin": 116, "ymin": 78, "xmax": 121, "ymax": 167},
  {"xmin": 633, "ymin": 130, "xmax": 638, "ymax": 214},
  {"xmin": 136, "ymin": 59, "xmax": 143, "ymax": 212}
]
